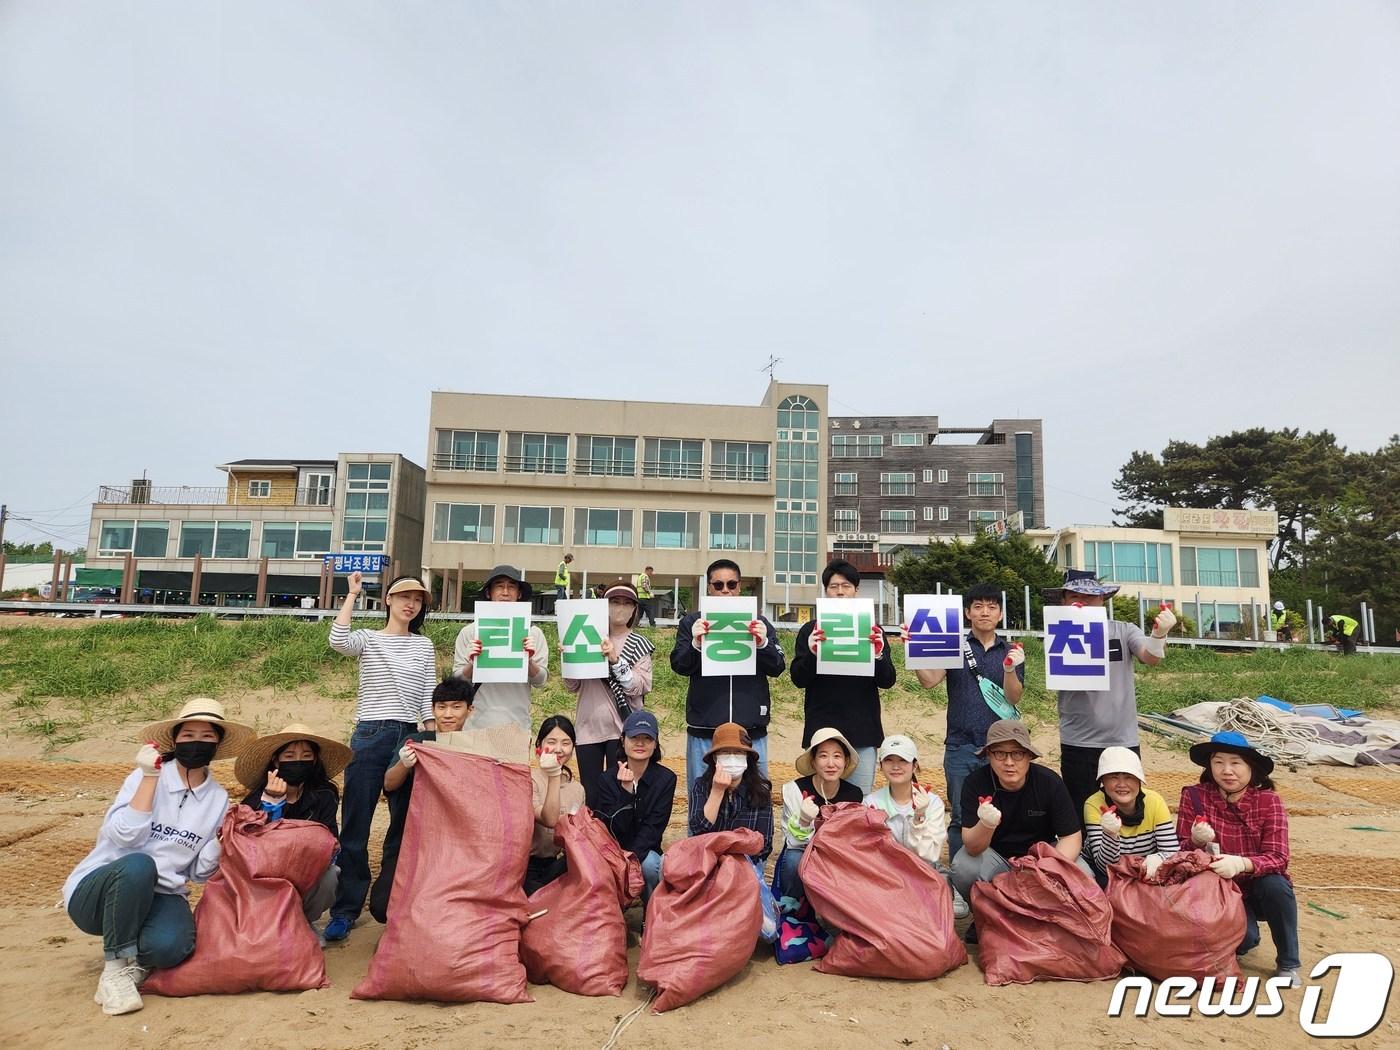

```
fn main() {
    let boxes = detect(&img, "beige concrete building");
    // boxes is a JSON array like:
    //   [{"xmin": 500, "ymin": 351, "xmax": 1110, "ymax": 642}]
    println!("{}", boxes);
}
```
[
  {"xmin": 86, "ymin": 454, "xmax": 424, "ymax": 605},
  {"xmin": 423, "ymin": 381, "xmax": 827, "ymax": 617},
  {"xmin": 1027, "ymin": 506, "xmax": 1278, "ymax": 635}
]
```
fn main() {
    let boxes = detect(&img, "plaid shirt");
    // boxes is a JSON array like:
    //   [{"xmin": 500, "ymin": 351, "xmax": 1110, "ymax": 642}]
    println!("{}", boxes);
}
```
[
  {"xmin": 688, "ymin": 775, "xmax": 774, "ymax": 861},
  {"xmin": 1176, "ymin": 783, "xmax": 1291, "ymax": 882}
]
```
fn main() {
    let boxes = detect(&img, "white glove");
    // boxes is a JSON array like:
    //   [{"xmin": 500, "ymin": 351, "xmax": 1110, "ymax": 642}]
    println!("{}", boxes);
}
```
[
  {"xmin": 540, "ymin": 751, "xmax": 561, "ymax": 777},
  {"xmin": 1143, "ymin": 854, "xmax": 1165, "ymax": 880},
  {"xmin": 799, "ymin": 796, "xmax": 820, "ymax": 826},
  {"xmin": 1191, "ymin": 819, "xmax": 1216, "ymax": 847},
  {"xmin": 398, "ymin": 743, "xmax": 418, "ymax": 768},
  {"xmin": 748, "ymin": 619, "xmax": 769, "ymax": 648},
  {"xmin": 976, "ymin": 797, "xmax": 1002, "ymax": 829},
  {"xmin": 689, "ymin": 618, "xmax": 710, "ymax": 649},
  {"xmin": 1099, "ymin": 806, "xmax": 1122, "ymax": 836},
  {"xmin": 1151, "ymin": 607, "xmax": 1178, "ymax": 638},
  {"xmin": 136, "ymin": 743, "xmax": 163, "ymax": 778},
  {"xmin": 1003, "ymin": 644, "xmax": 1025, "ymax": 670},
  {"xmin": 1210, "ymin": 854, "xmax": 1250, "ymax": 880},
  {"xmin": 807, "ymin": 627, "xmax": 826, "ymax": 654},
  {"xmin": 911, "ymin": 784, "xmax": 931, "ymax": 816}
]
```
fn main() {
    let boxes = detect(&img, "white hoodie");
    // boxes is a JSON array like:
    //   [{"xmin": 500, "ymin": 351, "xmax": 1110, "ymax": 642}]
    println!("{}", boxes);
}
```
[{"xmin": 62, "ymin": 762, "xmax": 228, "ymax": 907}]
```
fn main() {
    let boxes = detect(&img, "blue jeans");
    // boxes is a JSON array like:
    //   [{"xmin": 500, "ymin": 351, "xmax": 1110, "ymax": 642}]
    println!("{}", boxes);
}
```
[
  {"xmin": 67, "ymin": 854, "xmax": 195, "ymax": 967},
  {"xmin": 776, "ymin": 846, "xmax": 806, "ymax": 902},
  {"xmin": 851, "ymin": 747, "xmax": 877, "ymax": 795},
  {"xmin": 686, "ymin": 731, "xmax": 769, "ymax": 794},
  {"xmin": 1239, "ymin": 874, "xmax": 1301, "ymax": 970},
  {"xmin": 332, "ymin": 719, "xmax": 415, "ymax": 923},
  {"xmin": 640, "ymin": 850, "xmax": 663, "ymax": 903},
  {"xmin": 943, "ymin": 743, "xmax": 986, "ymax": 861}
]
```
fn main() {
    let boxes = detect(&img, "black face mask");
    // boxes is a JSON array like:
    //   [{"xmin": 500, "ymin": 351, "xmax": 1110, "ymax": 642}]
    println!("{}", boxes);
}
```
[
  {"xmin": 173, "ymin": 740, "xmax": 218, "ymax": 769},
  {"xmin": 277, "ymin": 761, "xmax": 315, "ymax": 786}
]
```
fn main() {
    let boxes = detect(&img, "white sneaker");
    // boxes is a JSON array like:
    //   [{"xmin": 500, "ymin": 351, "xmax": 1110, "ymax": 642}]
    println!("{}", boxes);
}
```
[
  {"xmin": 1273, "ymin": 967, "xmax": 1302, "ymax": 989},
  {"xmin": 96, "ymin": 964, "xmax": 145, "ymax": 1015},
  {"xmin": 951, "ymin": 886, "xmax": 971, "ymax": 920}
]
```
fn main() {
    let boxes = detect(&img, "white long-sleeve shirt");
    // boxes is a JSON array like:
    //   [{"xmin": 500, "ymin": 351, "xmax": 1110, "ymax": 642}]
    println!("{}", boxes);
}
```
[
  {"xmin": 62, "ymin": 763, "xmax": 229, "ymax": 906},
  {"xmin": 329, "ymin": 622, "xmax": 436, "ymax": 724},
  {"xmin": 863, "ymin": 786, "xmax": 947, "ymax": 867}
]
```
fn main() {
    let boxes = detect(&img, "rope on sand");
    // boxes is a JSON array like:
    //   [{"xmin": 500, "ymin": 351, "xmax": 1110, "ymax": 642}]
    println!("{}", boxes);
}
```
[
  {"xmin": 1295, "ymin": 884, "xmax": 1400, "ymax": 894},
  {"xmin": 1214, "ymin": 698, "xmax": 1317, "ymax": 762},
  {"xmin": 601, "ymin": 988, "xmax": 655, "ymax": 1050}
]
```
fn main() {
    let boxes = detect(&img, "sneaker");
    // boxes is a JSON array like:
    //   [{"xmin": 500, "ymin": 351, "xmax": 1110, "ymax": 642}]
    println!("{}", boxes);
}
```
[
  {"xmin": 951, "ymin": 886, "xmax": 970, "ymax": 920},
  {"xmin": 323, "ymin": 916, "xmax": 352, "ymax": 942},
  {"xmin": 1273, "ymin": 967, "xmax": 1302, "ymax": 989},
  {"xmin": 93, "ymin": 962, "xmax": 146, "ymax": 1004},
  {"xmin": 96, "ymin": 964, "xmax": 144, "ymax": 1016},
  {"xmin": 963, "ymin": 923, "xmax": 979, "ymax": 945}
]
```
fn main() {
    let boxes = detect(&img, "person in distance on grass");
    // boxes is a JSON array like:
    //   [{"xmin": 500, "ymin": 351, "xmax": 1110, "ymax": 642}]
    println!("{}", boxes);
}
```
[
  {"xmin": 527, "ymin": 715, "xmax": 586, "ymax": 895},
  {"xmin": 368, "ymin": 675, "xmax": 477, "ymax": 922},
  {"xmin": 1177, "ymin": 731, "xmax": 1301, "ymax": 988},
  {"xmin": 62, "ymin": 698, "xmax": 253, "ymax": 1016},
  {"xmin": 236, "ymin": 723, "xmax": 351, "ymax": 931},
  {"xmin": 1080, "ymin": 746, "xmax": 1180, "ymax": 887},
  {"xmin": 791, "ymin": 559, "xmax": 897, "ymax": 794},
  {"xmin": 326, "ymin": 571, "xmax": 438, "ymax": 943},
  {"xmin": 775, "ymin": 727, "xmax": 865, "ymax": 903},
  {"xmin": 592, "ymin": 709, "xmax": 675, "ymax": 903}
]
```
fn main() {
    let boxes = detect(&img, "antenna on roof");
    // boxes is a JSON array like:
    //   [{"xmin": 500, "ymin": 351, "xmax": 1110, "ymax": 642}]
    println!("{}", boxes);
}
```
[{"xmin": 760, "ymin": 355, "xmax": 782, "ymax": 382}]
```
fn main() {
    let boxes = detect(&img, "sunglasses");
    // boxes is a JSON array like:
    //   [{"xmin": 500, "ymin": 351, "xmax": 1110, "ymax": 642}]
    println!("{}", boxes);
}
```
[{"xmin": 709, "ymin": 579, "xmax": 741, "ymax": 591}]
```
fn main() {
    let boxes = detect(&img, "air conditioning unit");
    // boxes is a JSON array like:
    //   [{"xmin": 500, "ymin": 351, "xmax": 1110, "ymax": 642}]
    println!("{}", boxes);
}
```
[{"xmin": 130, "ymin": 479, "xmax": 152, "ymax": 504}]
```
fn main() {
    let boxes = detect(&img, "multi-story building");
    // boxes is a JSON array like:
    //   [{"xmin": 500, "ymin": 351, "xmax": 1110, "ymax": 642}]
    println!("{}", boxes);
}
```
[
  {"xmin": 1027, "ymin": 507, "xmax": 1278, "ymax": 634},
  {"xmin": 85, "ymin": 453, "xmax": 425, "ymax": 605},
  {"xmin": 422, "ymin": 381, "xmax": 827, "ymax": 617},
  {"xmin": 825, "ymin": 416, "xmax": 1045, "ymax": 562}
]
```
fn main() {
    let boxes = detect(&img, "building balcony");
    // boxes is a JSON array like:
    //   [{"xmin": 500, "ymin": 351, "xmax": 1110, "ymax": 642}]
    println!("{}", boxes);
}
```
[
  {"xmin": 97, "ymin": 484, "xmax": 335, "ymax": 507},
  {"xmin": 432, "ymin": 452, "xmax": 498, "ymax": 472},
  {"xmin": 708, "ymin": 464, "xmax": 770, "ymax": 483}
]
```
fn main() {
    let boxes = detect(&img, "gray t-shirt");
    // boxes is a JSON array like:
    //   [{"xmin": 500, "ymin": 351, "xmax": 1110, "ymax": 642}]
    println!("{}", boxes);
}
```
[{"xmin": 1055, "ymin": 619, "xmax": 1148, "ymax": 748}]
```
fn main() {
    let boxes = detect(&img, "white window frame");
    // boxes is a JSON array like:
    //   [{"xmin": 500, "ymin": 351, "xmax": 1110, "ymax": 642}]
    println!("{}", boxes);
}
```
[
  {"xmin": 879, "ymin": 509, "xmax": 916, "ymax": 534},
  {"xmin": 834, "ymin": 471, "xmax": 858, "ymax": 495},
  {"xmin": 939, "ymin": 506, "xmax": 950, "ymax": 522},
  {"xmin": 247, "ymin": 480, "xmax": 271, "ymax": 498},
  {"xmin": 938, "ymin": 469, "xmax": 948, "ymax": 484},
  {"xmin": 891, "ymin": 432, "xmax": 923, "ymax": 446},
  {"xmin": 923, "ymin": 506, "xmax": 934, "ymax": 521},
  {"xmin": 432, "ymin": 503, "xmax": 495, "ymax": 545},
  {"xmin": 879, "ymin": 471, "xmax": 915, "ymax": 496},
  {"xmin": 922, "ymin": 468, "xmax": 934, "ymax": 483}
]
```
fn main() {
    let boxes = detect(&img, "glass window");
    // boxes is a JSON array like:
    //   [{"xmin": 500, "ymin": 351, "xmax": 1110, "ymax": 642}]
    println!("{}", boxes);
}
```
[
  {"xmin": 213, "ymin": 521, "xmax": 251, "ymax": 559},
  {"xmin": 708, "ymin": 512, "xmax": 765, "ymax": 551},
  {"xmin": 923, "ymin": 506, "xmax": 934, "ymax": 521},
  {"xmin": 1112, "ymin": 542, "xmax": 1148, "ymax": 583},
  {"xmin": 834, "ymin": 471, "xmax": 857, "ymax": 495},
  {"xmin": 880, "ymin": 510, "xmax": 915, "ymax": 533},
  {"xmin": 1238, "ymin": 548, "xmax": 1260, "ymax": 588},
  {"xmin": 1180, "ymin": 546, "xmax": 1197, "ymax": 586},
  {"xmin": 967, "ymin": 472, "xmax": 1004, "ymax": 496},
  {"xmin": 99, "ymin": 520, "xmax": 135, "ymax": 555},
  {"xmin": 880, "ymin": 472, "xmax": 915, "ymax": 496},
  {"xmin": 433, "ymin": 503, "xmax": 495, "ymax": 543},
  {"xmin": 434, "ymin": 429, "xmax": 499, "ymax": 471},
  {"xmin": 1196, "ymin": 547, "xmax": 1239, "ymax": 587},
  {"xmin": 506, "ymin": 433, "xmax": 568, "ymax": 474},
  {"xmin": 922, "ymin": 468, "xmax": 934, "ymax": 483},
  {"xmin": 643, "ymin": 510, "xmax": 699, "ymax": 549},
  {"xmin": 247, "ymin": 480, "xmax": 271, "ymax": 498},
  {"xmin": 642, "ymin": 437, "xmax": 703, "ymax": 479},
  {"xmin": 178, "ymin": 522, "xmax": 215, "ymax": 559},
  {"xmin": 262, "ymin": 523, "xmax": 297, "ymax": 558},
  {"xmin": 576, "ymin": 436, "xmax": 637, "ymax": 477},
  {"xmin": 504, "ymin": 505, "xmax": 564, "ymax": 544},
  {"xmin": 132, "ymin": 522, "xmax": 168, "ymax": 558},
  {"xmin": 939, "ymin": 506, "xmax": 949, "ymax": 521},
  {"xmin": 830, "ymin": 434, "xmax": 883, "ymax": 458},
  {"xmin": 833, "ymin": 508, "xmax": 858, "ymax": 531},
  {"xmin": 295, "ymin": 523, "xmax": 332, "ymax": 558},
  {"xmin": 938, "ymin": 468, "xmax": 948, "ymax": 483},
  {"xmin": 573, "ymin": 508, "xmax": 633, "ymax": 547},
  {"xmin": 968, "ymin": 510, "xmax": 1000, "ymax": 534},
  {"xmin": 711, "ymin": 441, "xmax": 770, "ymax": 481},
  {"xmin": 343, "ymin": 461, "xmax": 392, "ymax": 552},
  {"xmin": 1158, "ymin": 544, "xmax": 1174, "ymax": 585},
  {"xmin": 891, "ymin": 432, "xmax": 923, "ymax": 446}
]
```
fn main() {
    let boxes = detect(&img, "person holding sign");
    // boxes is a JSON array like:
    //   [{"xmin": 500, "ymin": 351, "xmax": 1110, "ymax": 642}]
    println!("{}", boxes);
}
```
[
  {"xmin": 903, "ymin": 583, "xmax": 1025, "ymax": 862},
  {"xmin": 670, "ymin": 559, "xmax": 785, "ymax": 792},
  {"xmin": 562, "ymin": 580, "xmax": 655, "ymax": 805},
  {"xmin": 452, "ymin": 565, "xmax": 549, "ymax": 732},
  {"xmin": 326, "ymin": 572, "xmax": 437, "ymax": 943},
  {"xmin": 1046, "ymin": 570, "xmax": 1173, "ymax": 809},
  {"xmin": 790, "ymin": 560, "xmax": 896, "ymax": 793}
]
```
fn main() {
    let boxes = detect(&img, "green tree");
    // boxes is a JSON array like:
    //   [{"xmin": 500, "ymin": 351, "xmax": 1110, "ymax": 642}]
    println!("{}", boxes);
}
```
[{"xmin": 888, "ymin": 533, "xmax": 1063, "ymax": 629}]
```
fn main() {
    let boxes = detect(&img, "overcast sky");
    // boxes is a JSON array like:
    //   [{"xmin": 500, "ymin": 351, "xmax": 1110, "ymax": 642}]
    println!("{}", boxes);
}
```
[{"xmin": 2, "ymin": 2, "xmax": 1397, "ymax": 549}]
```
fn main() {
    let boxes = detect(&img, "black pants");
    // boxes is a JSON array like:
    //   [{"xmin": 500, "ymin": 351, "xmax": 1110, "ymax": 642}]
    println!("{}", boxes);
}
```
[
  {"xmin": 575, "ymin": 739, "xmax": 624, "ymax": 809},
  {"xmin": 524, "ymin": 854, "xmax": 568, "ymax": 897},
  {"xmin": 1060, "ymin": 743, "xmax": 1141, "ymax": 812},
  {"xmin": 640, "ymin": 598, "xmax": 657, "ymax": 627}
]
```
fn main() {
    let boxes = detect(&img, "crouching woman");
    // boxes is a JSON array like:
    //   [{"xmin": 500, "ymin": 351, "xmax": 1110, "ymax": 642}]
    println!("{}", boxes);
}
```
[{"xmin": 62, "ymin": 699, "xmax": 252, "ymax": 1016}]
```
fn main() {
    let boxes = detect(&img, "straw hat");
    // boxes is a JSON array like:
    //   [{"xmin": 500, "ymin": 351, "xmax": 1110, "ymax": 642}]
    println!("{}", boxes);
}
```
[
  {"xmin": 795, "ymin": 727, "xmax": 859, "ymax": 779},
  {"xmin": 235, "ymin": 723, "xmax": 354, "ymax": 787},
  {"xmin": 139, "ymin": 698, "xmax": 254, "ymax": 760}
]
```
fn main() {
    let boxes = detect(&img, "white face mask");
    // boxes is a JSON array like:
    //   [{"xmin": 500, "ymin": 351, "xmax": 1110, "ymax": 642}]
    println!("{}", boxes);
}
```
[{"xmin": 716, "ymin": 755, "xmax": 748, "ymax": 778}]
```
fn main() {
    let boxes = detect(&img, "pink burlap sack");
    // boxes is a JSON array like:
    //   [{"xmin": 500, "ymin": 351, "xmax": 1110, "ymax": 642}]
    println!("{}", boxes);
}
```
[
  {"xmin": 144, "ymin": 805, "xmax": 336, "ymax": 995},
  {"xmin": 637, "ymin": 829, "xmax": 763, "ymax": 1012},
  {"xmin": 800, "ymin": 803, "xmax": 967, "ymax": 980},
  {"xmin": 1108, "ymin": 849, "xmax": 1245, "ymax": 981},
  {"xmin": 352, "ymin": 747, "xmax": 535, "ymax": 1004},
  {"xmin": 971, "ymin": 841, "xmax": 1127, "ymax": 986},
  {"xmin": 521, "ymin": 808, "xmax": 644, "ymax": 996}
]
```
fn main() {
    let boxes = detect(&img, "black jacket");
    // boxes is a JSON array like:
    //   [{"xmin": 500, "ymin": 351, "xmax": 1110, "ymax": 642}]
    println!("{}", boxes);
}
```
[
  {"xmin": 791, "ymin": 620, "xmax": 896, "ymax": 750},
  {"xmin": 670, "ymin": 611, "xmax": 785, "ymax": 737},
  {"xmin": 592, "ymin": 761, "xmax": 677, "ymax": 859}
]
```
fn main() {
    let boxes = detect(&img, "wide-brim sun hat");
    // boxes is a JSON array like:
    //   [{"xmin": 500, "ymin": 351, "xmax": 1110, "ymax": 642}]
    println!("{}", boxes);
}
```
[
  {"xmin": 796, "ymin": 727, "xmax": 859, "ymax": 779},
  {"xmin": 1044, "ymin": 569, "xmax": 1120, "ymax": 602},
  {"xmin": 1189, "ymin": 730, "xmax": 1274, "ymax": 778},
  {"xmin": 703, "ymin": 722, "xmax": 759, "ymax": 763},
  {"xmin": 975, "ymin": 719, "xmax": 1043, "ymax": 759},
  {"xmin": 139, "ymin": 697, "xmax": 255, "ymax": 760},
  {"xmin": 483, "ymin": 564, "xmax": 533, "ymax": 600},
  {"xmin": 1096, "ymin": 745, "xmax": 1146, "ymax": 784},
  {"xmin": 235, "ymin": 723, "xmax": 354, "ymax": 788}
]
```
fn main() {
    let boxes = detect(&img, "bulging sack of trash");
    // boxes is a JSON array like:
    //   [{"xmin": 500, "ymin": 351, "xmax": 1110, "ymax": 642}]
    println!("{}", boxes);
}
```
[
  {"xmin": 144, "ymin": 806, "xmax": 336, "ymax": 995},
  {"xmin": 1108, "ymin": 849, "xmax": 1245, "ymax": 982},
  {"xmin": 970, "ymin": 841, "xmax": 1127, "ymax": 986},
  {"xmin": 520, "ymin": 808, "xmax": 644, "ymax": 996},
  {"xmin": 352, "ymin": 747, "xmax": 535, "ymax": 1004},
  {"xmin": 637, "ymin": 828, "xmax": 763, "ymax": 1012},
  {"xmin": 799, "ymin": 803, "xmax": 967, "ymax": 980}
]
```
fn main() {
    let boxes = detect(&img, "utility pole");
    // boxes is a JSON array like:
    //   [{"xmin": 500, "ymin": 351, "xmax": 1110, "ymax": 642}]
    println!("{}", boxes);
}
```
[{"xmin": 0, "ymin": 503, "xmax": 7, "ymax": 550}]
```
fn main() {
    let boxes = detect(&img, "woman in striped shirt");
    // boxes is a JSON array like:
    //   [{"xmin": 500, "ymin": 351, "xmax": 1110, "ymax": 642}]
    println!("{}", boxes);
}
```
[
  {"xmin": 324, "ymin": 571, "xmax": 438, "ymax": 943},
  {"xmin": 1081, "ymin": 747, "xmax": 1180, "ymax": 884}
]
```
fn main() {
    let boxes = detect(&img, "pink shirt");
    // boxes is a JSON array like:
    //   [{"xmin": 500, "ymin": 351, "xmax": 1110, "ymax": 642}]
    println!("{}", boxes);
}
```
[{"xmin": 564, "ymin": 633, "xmax": 653, "ymax": 745}]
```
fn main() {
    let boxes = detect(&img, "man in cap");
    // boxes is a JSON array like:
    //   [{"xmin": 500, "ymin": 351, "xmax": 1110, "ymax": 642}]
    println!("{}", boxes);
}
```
[
  {"xmin": 453, "ymin": 564, "xmax": 548, "ymax": 731},
  {"xmin": 950, "ymin": 719, "xmax": 1084, "ymax": 911},
  {"xmin": 1270, "ymin": 600, "xmax": 1294, "ymax": 643},
  {"xmin": 1047, "ymin": 569, "xmax": 1175, "ymax": 809}
]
